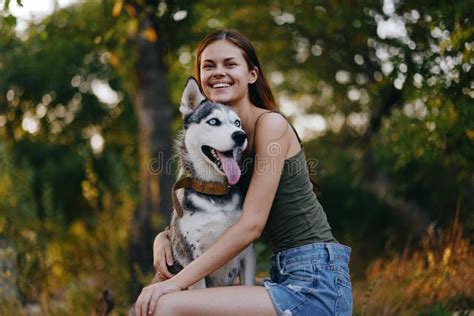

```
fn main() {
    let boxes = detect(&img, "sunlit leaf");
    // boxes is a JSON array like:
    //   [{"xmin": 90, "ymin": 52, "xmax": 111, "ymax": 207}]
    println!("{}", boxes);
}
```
[
  {"xmin": 109, "ymin": 52, "xmax": 119, "ymax": 67},
  {"xmin": 141, "ymin": 27, "xmax": 158, "ymax": 43},
  {"xmin": 0, "ymin": 216, "xmax": 5, "ymax": 233},
  {"xmin": 466, "ymin": 129, "xmax": 474, "ymax": 140},
  {"xmin": 125, "ymin": 4, "xmax": 136, "ymax": 17},
  {"xmin": 112, "ymin": 0, "xmax": 123, "ymax": 17}
]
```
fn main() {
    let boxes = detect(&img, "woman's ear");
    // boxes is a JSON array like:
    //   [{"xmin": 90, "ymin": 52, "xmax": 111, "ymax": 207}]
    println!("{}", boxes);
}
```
[{"xmin": 249, "ymin": 67, "xmax": 258, "ymax": 84}]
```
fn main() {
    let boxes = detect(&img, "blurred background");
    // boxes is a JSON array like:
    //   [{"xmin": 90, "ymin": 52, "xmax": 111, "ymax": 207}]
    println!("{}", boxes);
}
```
[{"xmin": 0, "ymin": 0, "xmax": 472, "ymax": 314}]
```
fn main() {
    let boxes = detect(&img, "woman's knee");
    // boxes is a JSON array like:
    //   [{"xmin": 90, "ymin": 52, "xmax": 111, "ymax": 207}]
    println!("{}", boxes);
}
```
[{"xmin": 153, "ymin": 293, "xmax": 183, "ymax": 316}]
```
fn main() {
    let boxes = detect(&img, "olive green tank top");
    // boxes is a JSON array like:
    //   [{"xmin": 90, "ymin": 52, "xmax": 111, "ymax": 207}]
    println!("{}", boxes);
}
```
[{"xmin": 238, "ymin": 111, "xmax": 337, "ymax": 252}]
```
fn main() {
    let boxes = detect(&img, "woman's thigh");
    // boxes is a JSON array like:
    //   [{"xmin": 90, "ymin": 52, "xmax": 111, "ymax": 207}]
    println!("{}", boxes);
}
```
[{"xmin": 154, "ymin": 285, "xmax": 277, "ymax": 316}]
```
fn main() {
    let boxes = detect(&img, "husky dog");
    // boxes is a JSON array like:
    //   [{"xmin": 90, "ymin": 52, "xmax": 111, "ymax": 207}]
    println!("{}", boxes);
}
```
[
  {"xmin": 166, "ymin": 77, "xmax": 255, "ymax": 289},
  {"xmin": 130, "ymin": 78, "xmax": 255, "ymax": 315},
  {"xmin": 130, "ymin": 79, "xmax": 254, "ymax": 314}
]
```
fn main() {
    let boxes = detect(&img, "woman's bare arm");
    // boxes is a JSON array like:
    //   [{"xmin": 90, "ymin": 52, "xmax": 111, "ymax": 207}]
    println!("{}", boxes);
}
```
[{"xmin": 170, "ymin": 113, "xmax": 291, "ymax": 290}]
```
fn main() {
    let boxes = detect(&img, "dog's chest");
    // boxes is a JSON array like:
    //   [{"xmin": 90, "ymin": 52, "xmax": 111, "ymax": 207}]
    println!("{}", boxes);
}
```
[{"xmin": 178, "ymin": 192, "xmax": 241, "ymax": 253}]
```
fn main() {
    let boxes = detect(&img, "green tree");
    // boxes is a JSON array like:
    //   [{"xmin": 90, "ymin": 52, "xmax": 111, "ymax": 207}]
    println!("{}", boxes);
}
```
[{"xmin": 1, "ymin": 0, "xmax": 137, "ymax": 309}]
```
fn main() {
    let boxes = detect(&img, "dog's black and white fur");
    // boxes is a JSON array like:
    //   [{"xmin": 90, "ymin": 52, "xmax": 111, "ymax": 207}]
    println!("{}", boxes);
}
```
[{"xmin": 168, "ymin": 77, "xmax": 256, "ymax": 288}]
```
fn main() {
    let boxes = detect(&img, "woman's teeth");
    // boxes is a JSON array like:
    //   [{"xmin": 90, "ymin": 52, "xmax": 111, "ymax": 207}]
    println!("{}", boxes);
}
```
[{"xmin": 212, "ymin": 83, "xmax": 230, "ymax": 88}]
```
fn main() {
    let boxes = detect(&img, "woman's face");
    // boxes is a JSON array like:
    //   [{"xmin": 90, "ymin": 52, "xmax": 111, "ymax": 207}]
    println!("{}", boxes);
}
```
[{"xmin": 199, "ymin": 40, "xmax": 257, "ymax": 106}]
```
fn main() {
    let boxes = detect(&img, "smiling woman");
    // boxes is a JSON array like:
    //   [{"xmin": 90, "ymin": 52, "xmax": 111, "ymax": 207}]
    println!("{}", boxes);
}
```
[
  {"xmin": 135, "ymin": 30, "xmax": 352, "ymax": 316},
  {"xmin": 199, "ymin": 40, "xmax": 258, "ymax": 107},
  {"xmin": 195, "ymin": 31, "xmax": 276, "ymax": 112}
]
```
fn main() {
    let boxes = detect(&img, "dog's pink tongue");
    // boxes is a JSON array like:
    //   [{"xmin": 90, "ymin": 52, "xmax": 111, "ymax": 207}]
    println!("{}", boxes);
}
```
[{"xmin": 216, "ymin": 151, "xmax": 241, "ymax": 185}]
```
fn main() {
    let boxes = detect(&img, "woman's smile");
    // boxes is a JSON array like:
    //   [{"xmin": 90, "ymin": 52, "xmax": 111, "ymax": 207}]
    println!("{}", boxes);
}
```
[{"xmin": 210, "ymin": 81, "xmax": 233, "ymax": 93}]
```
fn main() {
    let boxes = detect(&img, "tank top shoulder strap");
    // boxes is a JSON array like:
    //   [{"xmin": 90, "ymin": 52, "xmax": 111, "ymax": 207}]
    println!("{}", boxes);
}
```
[
  {"xmin": 252, "ymin": 110, "xmax": 303, "ymax": 148},
  {"xmin": 273, "ymin": 111, "xmax": 303, "ymax": 146}
]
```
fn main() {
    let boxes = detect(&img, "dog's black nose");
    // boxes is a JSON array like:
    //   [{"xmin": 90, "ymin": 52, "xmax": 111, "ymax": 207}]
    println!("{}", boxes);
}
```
[{"xmin": 232, "ymin": 131, "xmax": 247, "ymax": 146}]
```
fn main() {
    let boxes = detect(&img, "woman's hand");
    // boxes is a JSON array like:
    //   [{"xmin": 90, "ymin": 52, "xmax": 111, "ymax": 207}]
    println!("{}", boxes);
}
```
[
  {"xmin": 153, "ymin": 230, "xmax": 175, "ymax": 280},
  {"xmin": 134, "ymin": 280, "xmax": 182, "ymax": 316}
]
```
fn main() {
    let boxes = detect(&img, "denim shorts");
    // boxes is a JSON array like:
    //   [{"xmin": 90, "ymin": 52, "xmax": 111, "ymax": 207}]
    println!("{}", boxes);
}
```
[{"xmin": 263, "ymin": 243, "xmax": 352, "ymax": 316}]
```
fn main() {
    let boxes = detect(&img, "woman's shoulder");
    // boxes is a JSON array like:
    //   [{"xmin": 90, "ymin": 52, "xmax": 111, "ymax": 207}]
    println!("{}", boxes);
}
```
[
  {"xmin": 254, "ymin": 111, "xmax": 289, "ymax": 140},
  {"xmin": 253, "ymin": 111, "xmax": 292, "ymax": 157}
]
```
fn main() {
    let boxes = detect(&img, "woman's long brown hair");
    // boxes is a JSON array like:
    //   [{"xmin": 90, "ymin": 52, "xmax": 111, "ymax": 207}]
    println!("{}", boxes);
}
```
[{"xmin": 195, "ymin": 30, "xmax": 276, "ymax": 111}]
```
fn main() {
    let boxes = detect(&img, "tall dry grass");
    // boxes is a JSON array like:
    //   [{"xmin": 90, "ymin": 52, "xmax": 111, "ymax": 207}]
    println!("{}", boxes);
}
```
[{"xmin": 353, "ymin": 209, "xmax": 473, "ymax": 315}]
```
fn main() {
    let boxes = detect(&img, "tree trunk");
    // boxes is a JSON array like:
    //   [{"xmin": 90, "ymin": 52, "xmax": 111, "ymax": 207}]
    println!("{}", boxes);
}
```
[
  {"xmin": 0, "ymin": 238, "xmax": 19, "ymax": 303},
  {"xmin": 360, "ymin": 84, "xmax": 431, "ymax": 235},
  {"xmin": 128, "ymin": 14, "xmax": 173, "ymax": 294},
  {"xmin": 363, "ymin": 167, "xmax": 430, "ymax": 234}
]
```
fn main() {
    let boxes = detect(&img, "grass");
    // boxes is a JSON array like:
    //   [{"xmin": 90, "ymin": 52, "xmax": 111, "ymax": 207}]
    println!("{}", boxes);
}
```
[
  {"xmin": 2, "ymin": 201, "xmax": 473, "ymax": 315},
  {"xmin": 353, "ymin": 212, "xmax": 473, "ymax": 315}
]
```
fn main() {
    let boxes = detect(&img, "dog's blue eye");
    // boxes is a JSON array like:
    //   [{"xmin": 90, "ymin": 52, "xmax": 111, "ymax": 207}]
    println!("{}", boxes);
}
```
[
  {"xmin": 207, "ymin": 118, "xmax": 221, "ymax": 126},
  {"xmin": 234, "ymin": 120, "xmax": 241, "ymax": 128}
]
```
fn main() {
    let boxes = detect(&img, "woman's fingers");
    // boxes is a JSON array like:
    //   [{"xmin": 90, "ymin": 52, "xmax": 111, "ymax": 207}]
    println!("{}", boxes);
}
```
[
  {"xmin": 147, "ymin": 288, "xmax": 163, "ymax": 315},
  {"xmin": 155, "ymin": 248, "xmax": 173, "ymax": 279},
  {"xmin": 152, "ymin": 234, "xmax": 164, "ymax": 271},
  {"xmin": 135, "ymin": 282, "xmax": 181, "ymax": 316},
  {"xmin": 165, "ymin": 243, "xmax": 174, "ymax": 266},
  {"xmin": 148, "ymin": 282, "xmax": 182, "ymax": 314},
  {"xmin": 140, "ymin": 285, "xmax": 157, "ymax": 316},
  {"xmin": 158, "ymin": 256, "xmax": 174, "ymax": 280},
  {"xmin": 153, "ymin": 247, "xmax": 164, "ymax": 272},
  {"xmin": 141, "ymin": 295, "xmax": 148, "ymax": 316},
  {"xmin": 135, "ymin": 287, "xmax": 148, "ymax": 316},
  {"xmin": 153, "ymin": 232, "xmax": 175, "ymax": 279}
]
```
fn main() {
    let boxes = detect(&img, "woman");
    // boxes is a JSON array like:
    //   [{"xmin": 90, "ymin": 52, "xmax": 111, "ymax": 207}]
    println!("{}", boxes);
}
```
[{"xmin": 135, "ymin": 30, "xmax": 352, "ymax": 316}]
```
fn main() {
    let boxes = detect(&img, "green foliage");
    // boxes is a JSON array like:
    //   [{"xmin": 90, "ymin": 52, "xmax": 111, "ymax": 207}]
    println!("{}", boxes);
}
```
[
  {"xmin": 0, "ymin": 142, "xmax": 37, "ymax": 225},
  {"xmin": 0, "ymin": 0, "xmax": 472, "ymax": 313},
  {"xmin": 1, "ymin": 1, "xmax": 139, "ymax": 313},
  {"xmin": 1, "ymin": 139, "xmax": 135, "ymax": 313},
  {"xmin": 368, "ymin": 1, "xmax": 474, "ymax": 227}
]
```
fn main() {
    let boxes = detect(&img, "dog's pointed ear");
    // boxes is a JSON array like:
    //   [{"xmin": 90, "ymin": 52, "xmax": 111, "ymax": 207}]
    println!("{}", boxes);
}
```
[{"xmin": 180, "ymin": 77, "xmax": 206, "ymax": 117}]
